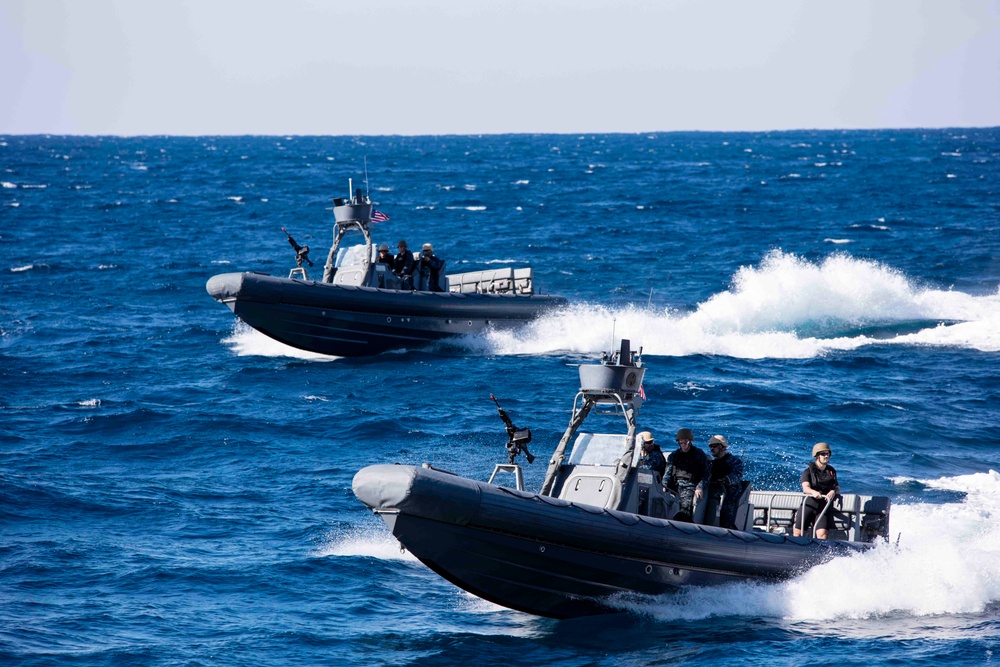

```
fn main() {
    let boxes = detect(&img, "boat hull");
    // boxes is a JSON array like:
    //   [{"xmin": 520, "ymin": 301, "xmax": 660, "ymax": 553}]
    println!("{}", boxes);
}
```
[
  {"xmin": 353, "ymin": 464, "xmax": 869, "ymax": 619},
  {"xmin": 206, "ymin": 272, "xmax": 567, "ymax": 357}
]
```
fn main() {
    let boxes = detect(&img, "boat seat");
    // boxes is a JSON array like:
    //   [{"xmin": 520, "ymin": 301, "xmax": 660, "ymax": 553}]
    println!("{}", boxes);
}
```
[
  {"xmin": 556, "ymin": 465, "xmax": 622, "ymax": 510},
  {"xmin": 513, "ymin": 267, "xmax": 534, "ymax": 294},
  {"xmin": 446, "ymin": 268, "xmax": 516, "ymax": 294},
  {"xmin": 751, "ymin": 491, "xmax": 807, "ymax": 534},
  {"xmin": 416, "ymin": 259, "xmax": 447, "ymax": 292},
  {"xmin": 702, "ymin": 481, "xmax": 753, "ymax": 530}
]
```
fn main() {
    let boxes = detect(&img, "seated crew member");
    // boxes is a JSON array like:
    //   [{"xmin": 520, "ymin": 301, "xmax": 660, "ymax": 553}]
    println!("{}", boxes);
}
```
[
  {"xmin": 706, "ymin": 434, "xmax": 744, "ymax": 529},
  {"xmin": 793, "ymin": 442, "xmax": 840, "ymax": 539},
  {"xmin": 376, "ymin": 243, "xmax": 393, "ymax": 265},
  {"xmin": 418, "ymin": 243, "xmax": 444, "ymax": 292},
  {"xmin": 393, "ymin": 240, "xmax": 415, "ymax": 290},
  {"xmin": 665, "ymin": 428, "xmax": 712, "ymax": 522}
]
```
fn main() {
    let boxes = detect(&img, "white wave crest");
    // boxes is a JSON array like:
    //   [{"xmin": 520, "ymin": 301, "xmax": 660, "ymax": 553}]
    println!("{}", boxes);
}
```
[{"xmin": 481, "ymin": 251, "xmax": 1000, "ymax": 358}]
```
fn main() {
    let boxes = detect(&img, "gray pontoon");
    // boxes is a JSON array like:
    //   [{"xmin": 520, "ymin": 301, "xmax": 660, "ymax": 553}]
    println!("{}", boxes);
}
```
[
  {"xmin": 353, "ymin": 341, "xmax": 891, "ymax": 618},
  {"xmin": 207, "ymin": 183, "xmax": 567, "ymax": 357}
]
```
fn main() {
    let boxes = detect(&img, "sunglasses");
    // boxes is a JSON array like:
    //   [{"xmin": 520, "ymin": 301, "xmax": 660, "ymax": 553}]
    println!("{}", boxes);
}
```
[{"xmin": 817, "ymin": 452, "xmax": 831, "ymax": 458}]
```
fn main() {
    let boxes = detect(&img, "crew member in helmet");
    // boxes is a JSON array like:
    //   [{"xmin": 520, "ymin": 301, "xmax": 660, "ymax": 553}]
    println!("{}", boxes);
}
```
[
  {"xmin": 706, "ymin": 435, "xmax": 744, "ymax": 529},
  {"xmin": 793, "ymin": 442, "xmax": 840, "ymax": 539},
  {"xmin": 393, "ymin": 240, "xmax": 416, "ymax": 290},
  {"xmin": 418, "ymin": 243, "xmax": 444, "ymax": 292},
  {"xmin": 637, "ymin": 431, "xmax": 666, "ymax": 481},
  {"xmin": 665, "ymin": 428, "xmax": 712, "ymax": 522},
  {"xmin": 636, "ymin": 431, "xmax": 667, "ymax": 516},
  {"xmin": 376, "ymin": 243, "xmax": 393, "ymax": 265}
]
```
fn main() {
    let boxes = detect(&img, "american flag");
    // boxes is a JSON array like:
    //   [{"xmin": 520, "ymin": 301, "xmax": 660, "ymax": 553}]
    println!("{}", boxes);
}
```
[
  {"xmin": 372, "ymin": 209, "xmax": 389, "ymax": 223},
  {"xmin": 638, "ymin": 384, "xmax": 647, "ymax": 400}
]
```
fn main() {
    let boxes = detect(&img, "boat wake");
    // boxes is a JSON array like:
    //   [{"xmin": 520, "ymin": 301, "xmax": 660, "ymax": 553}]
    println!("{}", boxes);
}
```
[
  {"xmin": 222, "ymin": 322, "xmax": 340, "ymax": 360},
  {"xmin": 606, "ymin": 470, "xmax": 1000, "ymax": 622},
  {"xmin": 482, "ymin": 251, "xmax": 1000, "ymax": 359}
]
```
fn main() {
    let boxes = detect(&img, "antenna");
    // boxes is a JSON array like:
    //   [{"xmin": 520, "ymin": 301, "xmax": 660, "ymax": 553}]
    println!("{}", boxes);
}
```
[
  {"xmin": 610, "ymin": 317, "xmax": 617, "ymax": 359},
  {"xmin": 364, "ymin": 156, "xmax": 370, "ymax": 199},
  {"xmin": 348, "ymin": 177, "xmax": 353, "ymax": 200}
]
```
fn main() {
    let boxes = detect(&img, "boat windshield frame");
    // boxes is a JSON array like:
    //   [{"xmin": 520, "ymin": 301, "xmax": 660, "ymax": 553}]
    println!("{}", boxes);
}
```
[{"xmin": 324, "ymin": 218, "xmax": 373, "ymax": 283}]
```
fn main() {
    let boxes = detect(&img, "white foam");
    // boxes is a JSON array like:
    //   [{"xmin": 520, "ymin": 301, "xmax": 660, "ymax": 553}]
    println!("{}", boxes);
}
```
[
  {"xmin": 11, "ymin": 264, "xmax": 33, "ymax": 272},
  {"xmin": 221, "ymin": 322, "xmax": 339, "ymax": 360},
  {"xmin": 610, "ymin": 470, "xmax": 1000, "ymax": 621},
  {"xmin": 315, "ymin": 525, "xmax": 419, "ymax": 563},
  {"xmin": 479, "ymin": 251, "xmax": 1000, "ymax": 358},
  {"xmin": 77, "ymin": 398, "xmax": 102, "ymax": 408},
  {"xmin": 1, "ymin": 181, "xmax": 16, "ymax": 189}
]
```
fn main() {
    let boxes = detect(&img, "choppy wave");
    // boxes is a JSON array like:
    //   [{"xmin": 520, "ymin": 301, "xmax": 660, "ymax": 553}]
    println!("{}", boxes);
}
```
[
  {"xmin": 609, "ymin": 470, "xmax": 1000, "ymax": 621},
  {"xmin": 482, "ymin": 252, "xmax": 1000, "ymax": 359}
]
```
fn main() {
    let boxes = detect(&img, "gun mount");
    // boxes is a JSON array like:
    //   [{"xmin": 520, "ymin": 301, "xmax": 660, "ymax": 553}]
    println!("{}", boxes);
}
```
[{"xmin": 491, "ymin": 394, "xmax": 535, "ymax": 465}]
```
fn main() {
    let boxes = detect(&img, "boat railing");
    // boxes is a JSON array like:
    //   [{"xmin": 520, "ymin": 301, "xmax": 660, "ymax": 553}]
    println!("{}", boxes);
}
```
[{"xmin": 447, "ymin": 267, "xmax": 534, "ymax": 295}]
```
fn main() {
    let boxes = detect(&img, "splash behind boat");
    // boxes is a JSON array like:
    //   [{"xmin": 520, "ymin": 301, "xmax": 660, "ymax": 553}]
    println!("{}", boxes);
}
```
[
  {"xmin": 353, "ymin": 340, "xmax": 892, "ymax": 618},
  {"xmin": 206, "ymin": 182, "xmax": 567, "ymax": 357}
]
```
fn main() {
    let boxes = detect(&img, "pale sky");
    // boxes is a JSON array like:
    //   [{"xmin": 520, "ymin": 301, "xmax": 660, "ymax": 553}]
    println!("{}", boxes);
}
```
[{"xmin": 2, "ymin": 0, "xmax": 999, "ymax": 135}]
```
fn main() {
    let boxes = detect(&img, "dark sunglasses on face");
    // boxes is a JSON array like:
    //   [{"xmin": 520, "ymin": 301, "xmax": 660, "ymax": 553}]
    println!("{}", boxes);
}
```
[{"xmin": 817, "ymin": 452, "xmax": 831, "ymax": 458}]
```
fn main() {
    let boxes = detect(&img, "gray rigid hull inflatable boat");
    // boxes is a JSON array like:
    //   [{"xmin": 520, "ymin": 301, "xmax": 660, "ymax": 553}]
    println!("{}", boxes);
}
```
[
  {"xmin": 353, "ymin": 341, "xmax": 892, "ymax": 619},
  {"xmin": 207, "ymin": 182, "xmax": 567, "ymax": 357}
]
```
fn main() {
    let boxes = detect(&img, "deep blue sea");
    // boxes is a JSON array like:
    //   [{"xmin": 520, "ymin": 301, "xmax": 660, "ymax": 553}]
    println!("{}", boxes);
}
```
[{"xmin": 2, "ymin": 130, "xmax": 1000, "ymax": 666}]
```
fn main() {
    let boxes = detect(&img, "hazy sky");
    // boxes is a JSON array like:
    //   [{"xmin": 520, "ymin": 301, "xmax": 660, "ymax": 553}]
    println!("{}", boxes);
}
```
[{"xmin": 2, "ymin": 0, "xmax": 999, "ymax": 135}]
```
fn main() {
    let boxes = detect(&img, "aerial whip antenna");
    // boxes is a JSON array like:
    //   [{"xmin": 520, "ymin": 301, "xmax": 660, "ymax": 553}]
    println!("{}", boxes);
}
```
[
  {"xmin": 610, "ymin": 317, "xmax": 617, "ymax": 358},
  {"xmin": 364, "ymin": 156, "xmax": 370, "ymax": 199}
]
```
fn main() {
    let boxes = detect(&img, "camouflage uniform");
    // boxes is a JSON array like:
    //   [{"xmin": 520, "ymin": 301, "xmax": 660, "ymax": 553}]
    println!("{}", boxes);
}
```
[{"xmin": 665, "ymin": 445, "xmax": 712, "ymax": 522}]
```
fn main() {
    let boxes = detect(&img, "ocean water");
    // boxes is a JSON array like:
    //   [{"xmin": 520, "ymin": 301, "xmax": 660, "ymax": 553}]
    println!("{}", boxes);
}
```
[{"xmin": 2, "ymin": 130, "xmax": 999, "ymax": 666}]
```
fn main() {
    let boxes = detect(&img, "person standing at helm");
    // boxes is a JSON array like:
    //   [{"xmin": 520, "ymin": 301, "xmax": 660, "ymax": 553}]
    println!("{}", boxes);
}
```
[
  {"xmin": 637, "ymin": 431, "xmax": 666, "ymax": 482},
  {"xmin": 665, "ymin": 428, "xmax": 712, "ymax": 522},
  {"xmin": 793, "ymin": 442, "xmax": 840, "ymax": 539},
  {"xmin": 393, "ymin": 240, "xmax": 416, "ymax": 290},
  {"xmin": 706, "ymin": 435, "xmax": 744, "ymax": 529},
  {"xmin": 636, "ymin": 431, "xmax": 667, "ymax": 516},
  {"xmin": 418, "ymin": 243, "xmax": 444, "ymax": 292}
]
